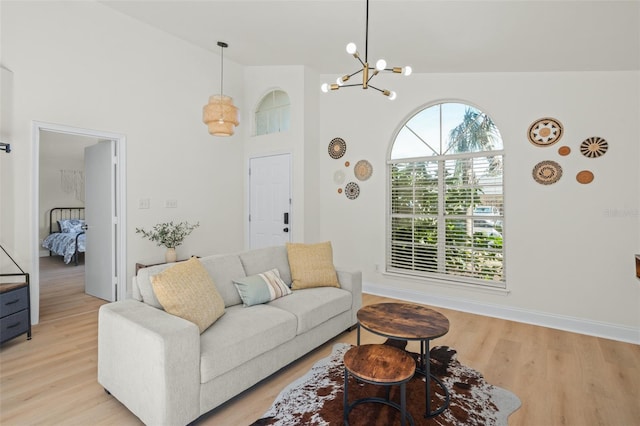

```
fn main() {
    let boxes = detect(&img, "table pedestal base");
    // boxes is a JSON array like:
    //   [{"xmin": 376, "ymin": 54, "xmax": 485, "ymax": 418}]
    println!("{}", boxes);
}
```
[{"xmin": 419, "ymin": 340, "xmax": 450, "ymax": 418}]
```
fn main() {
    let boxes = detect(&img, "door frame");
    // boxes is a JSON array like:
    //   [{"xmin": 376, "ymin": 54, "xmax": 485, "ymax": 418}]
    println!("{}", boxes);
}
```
[{"xmin": 31, "ymin": 121, "xmax": 127, "ymax": 325}]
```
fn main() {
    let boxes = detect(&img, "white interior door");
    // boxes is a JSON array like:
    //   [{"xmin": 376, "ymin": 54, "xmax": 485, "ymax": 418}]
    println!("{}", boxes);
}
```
[
  {"xmin": 84, "ymin": 141, "xmax": 116, "ymax": 301},
  {"xmin": 249, "ymin": 154, "xmax": 291, "ymax": 249}
]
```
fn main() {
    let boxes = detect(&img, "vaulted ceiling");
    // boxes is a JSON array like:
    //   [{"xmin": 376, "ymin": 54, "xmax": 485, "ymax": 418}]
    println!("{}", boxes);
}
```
[{"xmin": 100, "ymin": 0, "xmax": 640, "ymax": 74}]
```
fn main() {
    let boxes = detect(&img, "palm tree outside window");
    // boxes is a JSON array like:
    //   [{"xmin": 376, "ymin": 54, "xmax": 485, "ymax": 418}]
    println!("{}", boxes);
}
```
[{"xmin": 388, "ymin": 102, "xmax": 505, "ymax": 287}]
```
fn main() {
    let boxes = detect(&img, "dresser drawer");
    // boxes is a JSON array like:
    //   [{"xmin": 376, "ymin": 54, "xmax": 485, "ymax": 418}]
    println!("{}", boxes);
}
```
[
  {"xmin": 0, "ymin": 309, "xmax": 30, "ymax": 343},
  {"xmin": 0, "ymin": 286, "xmax": 29, "ymax": 317}
]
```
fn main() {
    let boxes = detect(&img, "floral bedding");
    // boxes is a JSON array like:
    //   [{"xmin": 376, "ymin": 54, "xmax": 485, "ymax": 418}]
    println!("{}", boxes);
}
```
[{"xmin": 42, "ymin": 232, "xmax": 86, "ymax": 264}]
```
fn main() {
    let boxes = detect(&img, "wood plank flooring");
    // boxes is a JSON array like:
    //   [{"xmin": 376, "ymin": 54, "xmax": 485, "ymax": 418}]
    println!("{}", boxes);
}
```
[{"xmin": 1, "ymin": 260, "xmax": 638, "ymax": 425}]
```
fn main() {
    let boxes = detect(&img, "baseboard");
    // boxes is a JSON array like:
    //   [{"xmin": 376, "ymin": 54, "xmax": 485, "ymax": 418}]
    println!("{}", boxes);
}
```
[{"xmin": 363, "ymin": 282, "xmax": 640, "ymax": 345}]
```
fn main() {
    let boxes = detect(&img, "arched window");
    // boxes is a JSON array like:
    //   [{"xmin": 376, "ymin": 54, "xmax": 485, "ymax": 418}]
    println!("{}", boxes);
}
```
[
  {"xmin": 388, "ymin": 102, "xmax": 505, "ymax": 287},
  {"xmin": 255, "ymin": 90, "xmax": 290, "ymax": 136}
]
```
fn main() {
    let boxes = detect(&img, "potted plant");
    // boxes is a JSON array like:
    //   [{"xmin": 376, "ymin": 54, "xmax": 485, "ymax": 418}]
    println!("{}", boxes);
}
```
[{"xmin": 135, "ymin": 221, "xmax": 200, "ymax": 262}]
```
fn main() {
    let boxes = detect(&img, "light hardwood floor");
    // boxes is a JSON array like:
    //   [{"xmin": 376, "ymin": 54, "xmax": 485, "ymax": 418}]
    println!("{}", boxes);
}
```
[{"xmin": 1, "ymin": 258, "xmax": 638, "ymax": 425}]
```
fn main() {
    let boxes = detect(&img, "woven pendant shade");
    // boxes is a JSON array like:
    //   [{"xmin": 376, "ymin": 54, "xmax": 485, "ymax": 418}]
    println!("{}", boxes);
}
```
[{"xmin": 203, "ymin": 95, "xmax": 239, "ymax": 136}]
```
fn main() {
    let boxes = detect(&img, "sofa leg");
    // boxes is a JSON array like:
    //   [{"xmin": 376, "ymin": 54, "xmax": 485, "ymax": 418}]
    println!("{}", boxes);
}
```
[
  {"xmin": 104, "ymin": 388, "xmax": 111, "ymax": 396},
  {"xmin": 347, "ymin": 324, "xmax": 358, "ymax": 332}
]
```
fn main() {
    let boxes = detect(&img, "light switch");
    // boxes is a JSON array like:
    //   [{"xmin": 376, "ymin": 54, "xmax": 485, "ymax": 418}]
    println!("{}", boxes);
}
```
[
  {"xmin": 139, "ymin": 198, "xmax": 150, "ymax": 209},
  {"xmin": 165, "ymin": 199, "xmax": 178, "ymax": 208}
]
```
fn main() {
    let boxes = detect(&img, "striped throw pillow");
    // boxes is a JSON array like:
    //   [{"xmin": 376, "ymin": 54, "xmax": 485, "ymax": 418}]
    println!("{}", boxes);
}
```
[{"xmin": 233, "ymin": 269, "xmax": 292, "ymax": 307}]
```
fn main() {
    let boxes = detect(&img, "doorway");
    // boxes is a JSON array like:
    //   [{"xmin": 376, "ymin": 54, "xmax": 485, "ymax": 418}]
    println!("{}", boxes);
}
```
[
  {"xmin": 248, "ymin": 153, "xmax": 292, "ymax": 249},
  {"xmin": 31, "ymin": 121, "xmax": 126, "ymax": 325}
]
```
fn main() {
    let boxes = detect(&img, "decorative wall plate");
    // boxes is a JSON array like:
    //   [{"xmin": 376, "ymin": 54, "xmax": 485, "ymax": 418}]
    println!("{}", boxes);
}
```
[
  {"xmin": 328, "ymin": 138, "xmax": 347, "ymax": 159},
  {"xmin": 337, "ymin": 188, "xmax": 343, "ymax": 194},
  {"xmin": 333, "ymin": 170, "xmax": 345, "ymax": 184},
  {"xmin": 580, "ymin": 137, "xmax": 608, "ymax": 158},
  {"xmin": 344, "ymin": 182, "xmax": 360, "ymax": 200},
  {"xmin": 344, "ymin": 161, "xmax": 350, "ymax": 167},
  {"xmin": 576, "ymin": 170, "xmax": 594, "ymax": 184},
  {"xmin": 532, "ymin": 160, "xmax": 563, "ymax": 185},
  {"xmin": 558, "ymin": 146, "xmax": 571, "ymax": 156},
  {"xmin": 354, "ymin": 160, "xmax": 373, "ymax": 181},
  {"xmin": 528, "ymin": 117, "xmax": 564, "ymax": 147}
]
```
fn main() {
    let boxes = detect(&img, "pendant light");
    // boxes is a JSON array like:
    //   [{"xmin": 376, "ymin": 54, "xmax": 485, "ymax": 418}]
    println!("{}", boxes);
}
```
[
  {"xmin": 203, "ymin": 41, "xmax": 239, "ymax": 136},
  {"xmin": 320, "ymin": 0, "xmax": 411, "ymax": 100}
]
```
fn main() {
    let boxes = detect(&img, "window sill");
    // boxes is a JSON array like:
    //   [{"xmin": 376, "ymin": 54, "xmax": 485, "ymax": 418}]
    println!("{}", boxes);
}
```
[{"xmin": 381, "ymin": 270, "xmax": 510, "ymax": 295}]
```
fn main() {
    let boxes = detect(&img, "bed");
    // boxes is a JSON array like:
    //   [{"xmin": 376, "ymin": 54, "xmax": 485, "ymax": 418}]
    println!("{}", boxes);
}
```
[{"xmin": 42, "ymin": 207, "xmax": 86, "ymax": 265}]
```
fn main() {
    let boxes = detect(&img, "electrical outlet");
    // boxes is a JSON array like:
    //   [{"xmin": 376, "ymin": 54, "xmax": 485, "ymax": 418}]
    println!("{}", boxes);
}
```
[
  {"xmin": 165, "ymin": 199, "xmax": 178, "ymax": 208},
  {"xmin": 138, "ymin": 198, "xmax": 150, "ymax": 209}
]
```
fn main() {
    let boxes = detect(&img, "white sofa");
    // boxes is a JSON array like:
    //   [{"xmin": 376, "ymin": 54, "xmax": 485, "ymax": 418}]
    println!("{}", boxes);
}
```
[{"xmin": 98, "ymin": 245, "xmax": 362, "ymax": 425}]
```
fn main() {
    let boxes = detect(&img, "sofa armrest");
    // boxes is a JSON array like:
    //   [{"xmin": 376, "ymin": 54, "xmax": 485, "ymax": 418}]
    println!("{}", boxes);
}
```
[
  {"xmin": 98, "ymin": 300, "xmax": 201, "ymax": 425},
  {"xmin": 336, "ymin": 268, "xmax": 363, "ymax": 326}
]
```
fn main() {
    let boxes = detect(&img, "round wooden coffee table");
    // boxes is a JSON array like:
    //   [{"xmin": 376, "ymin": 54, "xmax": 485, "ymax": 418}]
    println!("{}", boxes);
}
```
[
  {"xmin": 343, "ymin": 344, "xmax": 416, "ymax": 426},
  {"xmin": 357, "ymin": 302, "xmax": 450, "ymax": 418}
]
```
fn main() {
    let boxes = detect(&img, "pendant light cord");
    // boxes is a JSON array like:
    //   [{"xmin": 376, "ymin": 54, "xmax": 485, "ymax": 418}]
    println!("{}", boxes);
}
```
[
  {"xmin": 364, "ymin": 0, "xmax": 369, "ymax": 63},
  {"xmin": 219, "ymin": 43, "xmax": 224, "ymax": 97}
]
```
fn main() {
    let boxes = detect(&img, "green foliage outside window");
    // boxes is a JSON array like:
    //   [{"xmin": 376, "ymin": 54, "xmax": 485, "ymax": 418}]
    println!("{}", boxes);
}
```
[{"xmin": 389, "ymin": 104, "xmax": 504, "ymax": 285}]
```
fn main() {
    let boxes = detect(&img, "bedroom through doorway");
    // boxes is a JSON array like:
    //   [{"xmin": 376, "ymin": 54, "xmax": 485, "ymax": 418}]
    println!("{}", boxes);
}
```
[{"xmin": 32, "ymin": 122, "xmax": 126, "ymax": 326}]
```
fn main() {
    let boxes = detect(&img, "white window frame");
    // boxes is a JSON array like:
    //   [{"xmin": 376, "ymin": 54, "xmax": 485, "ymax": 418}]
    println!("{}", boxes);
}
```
[
  {"xmin": 386, "ymin": 102, "xmax": 505, "ymax": 289},
  {"xmin": 255, "ymin": 89, "xmax": 290, "ymax": 136}
]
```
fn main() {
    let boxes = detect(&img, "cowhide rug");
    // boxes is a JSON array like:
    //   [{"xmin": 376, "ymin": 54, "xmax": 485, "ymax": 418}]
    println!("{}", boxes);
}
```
[{"xmin": 252, "ymin": 342, "xmax": 521, "ymax": 425}]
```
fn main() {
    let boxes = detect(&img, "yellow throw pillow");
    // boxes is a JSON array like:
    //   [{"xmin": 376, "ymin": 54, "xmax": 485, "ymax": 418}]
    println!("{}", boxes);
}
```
[
  {"xmin": 151, "ymin": 257, "xmax": 225, "ymax": 333},
  {"xmin": 286, "ymin": 241, "xmax": 340, "ymax": 290}
]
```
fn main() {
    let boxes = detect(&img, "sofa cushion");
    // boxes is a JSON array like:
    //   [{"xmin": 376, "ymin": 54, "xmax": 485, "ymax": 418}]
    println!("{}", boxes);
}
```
[
  {"xmin": 198, "ymin": 254, "xmax": 246, "ymax": 307},
  {"xmin": 136, "ymin": 262, "xmax": 178, "ymax": 309},
  {"xmin": 286, "ymin": 241, "xmax": 339, "ymax": 290},
  {"xmin": 233, "ymin": 269, "xmax": 292, "ymax": 307},
  {"xmin": 267, "ymin": 287, "xmax": 352, "ymax": 335},
  {"xmin": 199, "ymin": 304, "xmax": 297, "ymax": 383},
  {"xmin": 150, "ymin": 257, "xmax": 225, "ymax": 333},
  {"xmin": 239, "ymin": 245, "xmax": 292, "ymax": 286}
]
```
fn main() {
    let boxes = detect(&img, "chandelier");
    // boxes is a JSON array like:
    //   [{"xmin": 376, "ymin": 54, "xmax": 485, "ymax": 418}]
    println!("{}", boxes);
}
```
[
  {"xmin": 203, "ymin": 41, "xmax": 240, "ymax": 137},
  {"xmin": 320, "ymin": 0, "xmax": 411, "ymax": 100}
]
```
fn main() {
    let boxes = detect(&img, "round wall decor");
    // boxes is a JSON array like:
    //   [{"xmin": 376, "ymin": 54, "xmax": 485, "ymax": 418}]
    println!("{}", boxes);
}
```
[
  {"xmin": 532, "ymin": 160, "xmax": 563, "ymax": 185},
  {"xmin": 328, "ymin": 138, "xmax": 347, "ymax": 159},
  {"xmin": 344, "ymin": 182, "xmax": 360, "ymax": 200},
  {"xmin": 580, "ymin": 137, "xmax": 608, "ymax": 158},
  {"xmin": 558, "ymin": 146, "xmax": 571, "ymax": 156},
  {"xmin": 354, "ymin": 160, "xmax": 373, "ymax": 181},
  {"xmin": 576, "ymin": 170, "xmax": 594, "ymax": 184},
  {"xmin": 528, "ymin": 117, "xmax": 564, "ymax": 147}
]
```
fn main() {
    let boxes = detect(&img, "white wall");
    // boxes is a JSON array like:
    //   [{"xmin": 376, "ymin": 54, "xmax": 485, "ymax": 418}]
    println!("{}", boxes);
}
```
[
  {"xmin": 319, "ymin": 71, "xmax": 640, "ymax": 342},
  {"xmin": 1, "ymin": 1, "xmax": 246, "ymax": 319}
]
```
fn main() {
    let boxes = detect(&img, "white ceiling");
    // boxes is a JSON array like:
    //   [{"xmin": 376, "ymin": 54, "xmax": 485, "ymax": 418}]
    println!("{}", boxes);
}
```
[{"xmin": 100, "ymin": 0, "xmax": 640, "ymax": 74}]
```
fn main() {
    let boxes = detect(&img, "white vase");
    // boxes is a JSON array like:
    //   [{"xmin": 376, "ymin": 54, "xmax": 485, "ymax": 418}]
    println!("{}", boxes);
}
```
[{"xmin": 165, "ymin": 247, "xmax": 177, "ymax": 263}]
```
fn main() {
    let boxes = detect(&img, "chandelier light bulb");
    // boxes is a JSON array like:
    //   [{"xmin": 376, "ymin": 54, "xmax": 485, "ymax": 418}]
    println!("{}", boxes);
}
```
[
  {"xmin": 403, "ymin": 66, "xmax": 413, "ymax": 76},
  {"xmin": 388, "ymin": 91, "xmax": 397, "ymax": 101},
  {"xmin": 321, "ymin": 83, "xmax": 329, "ymax": 93},
  {"xmin": 375, "ymin": 59, "xmax": 387, "ymax": 71},
  {"xmin": 336, "ymin": 77, "xmax": 344, "ymax": 86},
  {"xmin": 346, "ymin": 42, "xmax": 357, "ymax": 55}
]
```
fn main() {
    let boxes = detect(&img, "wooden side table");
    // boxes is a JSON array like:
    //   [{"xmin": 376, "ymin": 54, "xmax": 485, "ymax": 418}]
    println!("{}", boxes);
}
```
[
  {"xmin": 357, "ymin": 302, "xmax": 450, "ymax": 418},
  {"xmin": 343, "ymin": 344, "xmax": 415, "ymax": 426},
  {"xmin": 135, "ymin": 256, "xmax": 200, "ymax": 275}
]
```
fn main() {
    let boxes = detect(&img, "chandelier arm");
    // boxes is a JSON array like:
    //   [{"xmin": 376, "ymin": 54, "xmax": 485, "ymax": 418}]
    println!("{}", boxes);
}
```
[
  {"xmin": 347, "ymin": 69, "xmax": 364, "ymax": 78},
  {"xmin": 353, "ymin": 55, "xmax": 366, "ymax": 67},
  {"xmin": 366, "ymin": 70, "xmax": 378, "ymax": 84},
  {"xmin": 341, "ymin": 83, "xmax": 366, "ymax": 88},
  {"xmin": 367, "ymin": 84, "xmax": 385, "ymax": 93}
]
